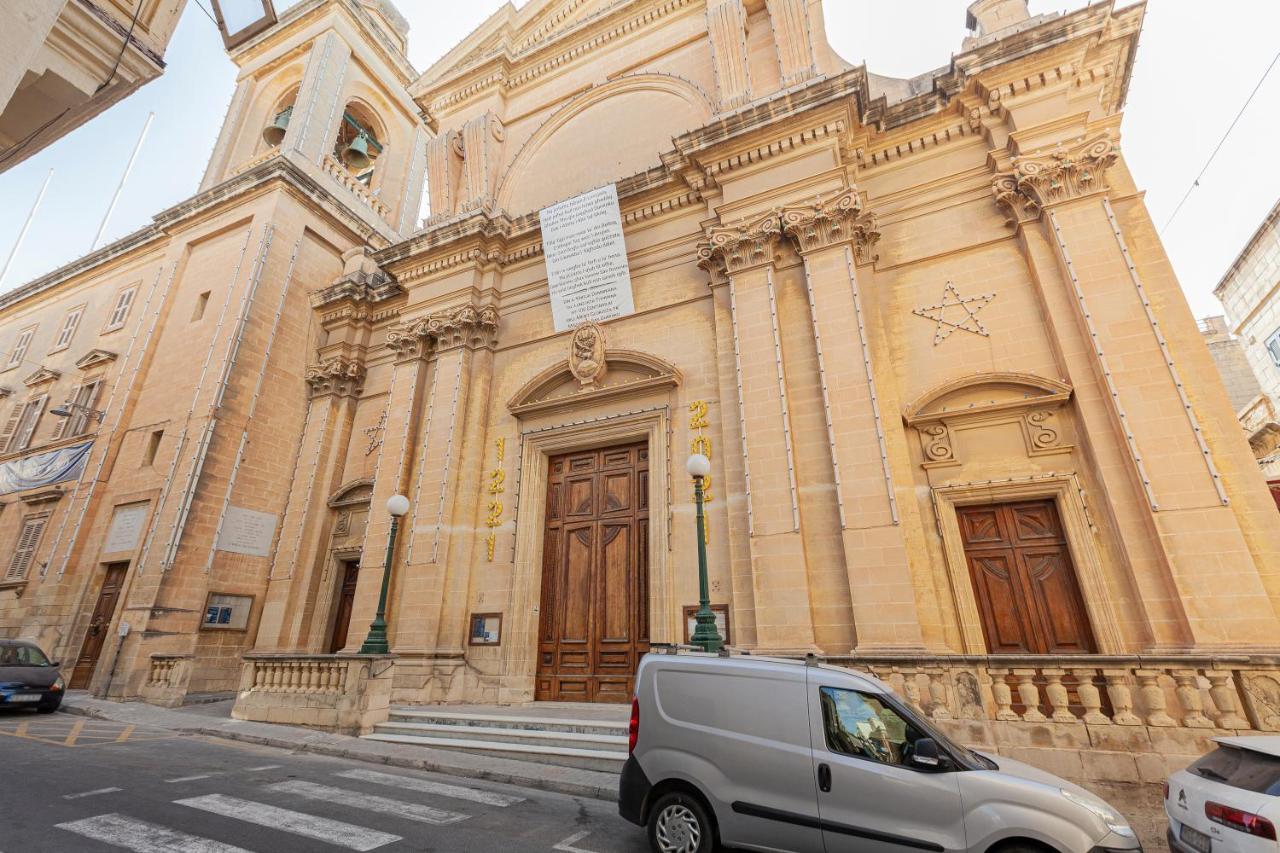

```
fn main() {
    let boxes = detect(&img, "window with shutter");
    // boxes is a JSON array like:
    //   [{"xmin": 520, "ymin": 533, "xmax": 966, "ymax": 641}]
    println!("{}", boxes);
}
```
[
  {"xmin": 63, "ymin": 380, "xmax": 101, "ymax": 438},
  {"xmin": 5, "ymin": 515, "xmax": 48, "ymax": 581},
  {"xmin": 0, "ymin": 400, "xmax": 24, "ymax": 453},
  {"xmin": 51, "ymin": 307, "xmax": 84, "ymax": 352},
  {"xmin": 106, "ymin": 287, "xmax": 136, "ymax": 331},
  {"xmin": 1267, "ymin": 330, "xmax": 1280, "ymax": 368},
  {"xmin": 11, "ymin": 394, "xmax": 47, "ymax": 452},
  {"xmin": 8, "ymin": 327, "xmax": 34, "ymax": 368}
]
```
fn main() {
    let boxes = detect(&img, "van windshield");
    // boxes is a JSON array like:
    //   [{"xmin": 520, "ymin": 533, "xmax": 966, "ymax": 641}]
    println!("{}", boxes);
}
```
[{"xmin": 0, "ymin": 645, "xmax": 51, "ymax": 666}]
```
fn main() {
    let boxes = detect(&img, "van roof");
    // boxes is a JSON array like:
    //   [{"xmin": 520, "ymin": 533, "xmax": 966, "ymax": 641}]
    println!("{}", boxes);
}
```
[{"xmin": 641, "ymin": 649, "xmax": 888, "ymax": 690}]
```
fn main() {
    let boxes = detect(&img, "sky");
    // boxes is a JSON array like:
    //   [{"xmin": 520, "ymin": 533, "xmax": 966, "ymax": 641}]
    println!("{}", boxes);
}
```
[{"xmin": 0, "ymin": 0, "xmax": 1276, "ymax": 321}]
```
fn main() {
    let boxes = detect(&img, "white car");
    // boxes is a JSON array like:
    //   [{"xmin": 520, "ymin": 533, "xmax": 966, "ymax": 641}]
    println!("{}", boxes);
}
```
[{"xmin": 1167, "ymin": 737, "xmax": 1280, "ymax": 853}]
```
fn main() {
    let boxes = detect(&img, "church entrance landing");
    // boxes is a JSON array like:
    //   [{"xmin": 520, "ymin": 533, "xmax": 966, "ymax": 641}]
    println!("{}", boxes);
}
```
[{"xmin": 535, "ymin": 441, "xmax": 649, "ymax": 703}]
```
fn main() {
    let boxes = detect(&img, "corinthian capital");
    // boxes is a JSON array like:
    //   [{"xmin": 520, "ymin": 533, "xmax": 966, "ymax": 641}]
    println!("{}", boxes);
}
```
[
  {"xmin": 781, "ymin": 188, "xmax": 881, "ymax": 261},
  {"xmin": 388, "ymin": 303, "xmax": 500, "ymax": 358},
  {"xmin": 697, "ymin": 211, "xmax": 782, "ymax": 276},
  {"xmin": 992, "ymin": 132, "xmax": 1119, "ymax": 222},
  {"xmin": 305, "ymin": 356, "xmax": 366, "ymax": 399}
]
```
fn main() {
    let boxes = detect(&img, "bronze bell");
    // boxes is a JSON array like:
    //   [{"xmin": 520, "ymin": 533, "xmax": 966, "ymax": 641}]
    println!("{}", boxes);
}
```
[
  {"xmin": 262, "ymin": 105, "xmax": 292, "ymax": 146},
  {"xmin": 341, "ymin": 132, "xmax": 372, "ymax": 170}
]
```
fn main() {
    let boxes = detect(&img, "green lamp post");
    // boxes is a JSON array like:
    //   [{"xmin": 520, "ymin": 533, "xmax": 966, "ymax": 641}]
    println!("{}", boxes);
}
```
[
  {"xmin": 686, "ymin": 453, "xmax": 723, "ymax": 653},
  {"xmin": 358, "ymin": 493, "xmax": 409, "ymax": 655}
]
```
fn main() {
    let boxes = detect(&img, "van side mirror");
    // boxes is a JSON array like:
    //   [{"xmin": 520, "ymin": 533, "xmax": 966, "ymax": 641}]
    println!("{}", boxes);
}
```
[{"xmin": 911, "ymin": 737, "xmax": 945, "ymax": 769}]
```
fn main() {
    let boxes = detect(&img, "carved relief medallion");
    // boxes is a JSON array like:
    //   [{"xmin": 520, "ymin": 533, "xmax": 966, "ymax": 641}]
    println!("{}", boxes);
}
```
[{"xmin": 569, "ymin": 322, "xmax": 608, "ymax": 389}]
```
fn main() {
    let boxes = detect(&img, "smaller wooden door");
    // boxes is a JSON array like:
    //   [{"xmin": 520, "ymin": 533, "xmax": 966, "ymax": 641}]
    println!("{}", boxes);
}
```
[
  {"xmin": 958, "ymin": 500, "xmax": 1096, "ymax": 655},
  {"xmin": 70, "ymin": 563, "xmax": 128, "ymax": 689},
  {"xmin": 328, "ymin": 560, "xmax": 360, "ymax": 653}
]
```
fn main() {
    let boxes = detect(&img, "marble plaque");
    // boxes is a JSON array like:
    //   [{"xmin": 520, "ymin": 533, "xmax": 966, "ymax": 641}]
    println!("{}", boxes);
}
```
[
  {"xmin": 215, "ymin": 506, "xmax": 278, "ymax": 557},
  {"xmin": 541, "ymin": 184, "xmax": 635, "ymax": 332},
  {"xmin": 103, "ymin": 502, "xmax": 149, "ymax": 554}
]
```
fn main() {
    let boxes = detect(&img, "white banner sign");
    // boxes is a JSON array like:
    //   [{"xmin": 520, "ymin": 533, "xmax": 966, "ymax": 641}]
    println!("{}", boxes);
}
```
[
  {"xmin": 541, "ymin": 184, "xmax": 635, "ymax": 332},
  {"xmin": 215, "ymin": 506, "xmax": 278, "ymax": 557},
  {"xmin": 103, "ymin": 502, "xmax": 149, "ymax": 554}
]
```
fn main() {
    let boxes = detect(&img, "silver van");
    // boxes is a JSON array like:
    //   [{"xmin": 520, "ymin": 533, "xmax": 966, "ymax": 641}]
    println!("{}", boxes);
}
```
[{"xmin": 619, "ymin": 652, "xmax": 1141, "ymax": 853}]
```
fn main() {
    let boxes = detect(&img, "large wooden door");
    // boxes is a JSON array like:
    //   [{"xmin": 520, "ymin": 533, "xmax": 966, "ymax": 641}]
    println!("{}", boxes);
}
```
[
  {"xmin": 536, "ymin": 442, "xmax": 649, "ymax": 702},
  {"xmin": 328, "ymin": 560, "xmax": 360, "ymax": 653},
  {"xmin": 70, "ymin": 563, "xmax": 128, "ymax": 689},
  {"xmin": 958, "ymin": 500, "xmax": 1096, "ymax": 655}
]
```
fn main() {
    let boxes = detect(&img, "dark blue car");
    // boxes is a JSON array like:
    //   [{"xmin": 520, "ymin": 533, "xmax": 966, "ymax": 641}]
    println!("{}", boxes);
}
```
[{"xmin": 0, "ymin": 639, "xmax": 63, "ymax": 713}]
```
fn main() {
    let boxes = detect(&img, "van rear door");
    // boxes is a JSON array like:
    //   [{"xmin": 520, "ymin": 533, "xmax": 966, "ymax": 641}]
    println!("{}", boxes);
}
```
[{"xmin": 805, "ymin": 669, "xmax": 967, "ymax": 853}]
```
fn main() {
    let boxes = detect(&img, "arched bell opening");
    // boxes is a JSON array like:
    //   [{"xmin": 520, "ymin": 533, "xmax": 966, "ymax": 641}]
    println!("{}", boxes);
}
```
[
  {"xmin": 261, "ymin": 86, "xmax": 299, "ymax": 149},
  {"xmin": 333, "ymin": 101, "xmax": 386, "ymax": 187}
]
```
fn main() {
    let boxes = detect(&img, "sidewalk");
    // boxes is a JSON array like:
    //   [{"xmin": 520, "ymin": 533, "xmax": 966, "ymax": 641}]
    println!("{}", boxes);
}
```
[{"xmin": 59, "ymin": 692, "xmax": 621, "ymax": 802}]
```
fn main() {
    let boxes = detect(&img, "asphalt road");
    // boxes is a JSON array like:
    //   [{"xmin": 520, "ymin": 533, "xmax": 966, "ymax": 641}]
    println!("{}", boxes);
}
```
[{"xmin": 0, "ymin": 708, "xmax": 649, "ymax": 853}]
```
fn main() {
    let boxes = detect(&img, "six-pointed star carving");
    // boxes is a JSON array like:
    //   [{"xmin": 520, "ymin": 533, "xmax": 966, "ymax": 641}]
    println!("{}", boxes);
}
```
[{"xmin": 913, "ymin": 281, "xmax": 996, "ymax": 344}]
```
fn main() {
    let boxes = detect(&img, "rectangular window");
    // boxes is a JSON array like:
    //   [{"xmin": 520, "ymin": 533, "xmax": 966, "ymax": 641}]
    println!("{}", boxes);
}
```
[
  {"xmin": 53, "ymin": 380, "xmax": 101, "ymax": 439},
  {"xmin": 5, "ymin": 514, "xmax": 48, "ymax": 581},
  {"xmin": 1266, "ymin": 329, "xmax": 1280, "ymax": 368},
  {"xmin": 144, "ymin": 429, "xmax": 163, "ymax": 467},
  {"xmin": 105, "ymin": 287, "xmax": 137, "ymax": 331},
  {"xmin": 192, "ymin": 291, "xmax": 211, "ymax": 322},
  {"xmin": 51, "ymin": 306, "xmax": 84, "ymax": 352},
  {"xmin": 8, "ymin": 327, "xmax": 35, "ymax": 368},
  {"xmin": 3, "ymin": 394, "xmax": 48, "ymax": 453}
]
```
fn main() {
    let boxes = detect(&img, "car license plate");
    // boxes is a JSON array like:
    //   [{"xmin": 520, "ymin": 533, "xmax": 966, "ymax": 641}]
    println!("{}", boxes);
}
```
[
  {"xmin": 1180, "ymin": 823, "xmax": 1212, "ymax": 853},
  {"xmin": 6, "ymin": 694, "xmax": 39, "ymax": 703}
]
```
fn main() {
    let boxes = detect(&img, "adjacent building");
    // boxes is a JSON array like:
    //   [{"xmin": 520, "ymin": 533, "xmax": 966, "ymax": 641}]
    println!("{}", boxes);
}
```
[
  {"xmin": 0, "ymin": 0, "xmax": 1278, "ymax": 743},
  {"xmin": 0, "ymin": 0, "xmax": 189, "ymax": 173}
]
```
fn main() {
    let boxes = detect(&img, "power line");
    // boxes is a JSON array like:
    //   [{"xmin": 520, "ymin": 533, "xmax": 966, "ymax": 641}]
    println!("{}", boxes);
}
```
[
  {"xmin": 191, "ymin": 0, "xmax": 219, "ymax": 26},
  {"xmin": 1161, "ymin": 48, "xmax": 1280, "ymax": 234}
]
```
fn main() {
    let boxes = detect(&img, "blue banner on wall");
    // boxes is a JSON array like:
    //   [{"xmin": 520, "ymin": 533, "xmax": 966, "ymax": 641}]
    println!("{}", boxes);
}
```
[{"xmin": 0, "ymin": 441, "xmax": 91, "ymax": 496}]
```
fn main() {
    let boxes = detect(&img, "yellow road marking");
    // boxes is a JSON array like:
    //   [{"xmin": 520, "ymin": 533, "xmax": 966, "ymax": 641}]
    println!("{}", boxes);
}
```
[
  {"xmin": 15, "ymin": 721, "xmax": 27, "ymax": 737},
  {"xmin": 63, "ymin": 719, "xmax": 85, "ymax": 746},
  {"xmin": 114, "ymin": 724, "xmax": 135, "ymax": 743}
]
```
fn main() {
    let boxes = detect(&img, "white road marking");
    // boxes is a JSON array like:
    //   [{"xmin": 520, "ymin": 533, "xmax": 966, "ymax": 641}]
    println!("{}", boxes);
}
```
[
  {"xmin": 56, "ymin": 813, "xmax": 254, "ymax": 853},
  {"xmin": 63, "ymin": 786, "xmax": 123, "ymax": 799},
  {"xmin": 175, "ymin": 793, "xmax": 401, "ymax": 851},
  {"xmin": 553, "ymin": 831, "xmax": 606, "ymax": 853},
  {"xmin": 166, "ymin": 774, "xmax": 214, "ymax": 783},
  {"xmin": 268, "ymin": 780, "xmax": 468, "ymax": 826},
  {"xmin": 334, "ymin": 768, "xmax": 525, "ymax": 806},
  {"xmin": 245, "ymin": 764, "xmax": 281, "ymax": 772}
]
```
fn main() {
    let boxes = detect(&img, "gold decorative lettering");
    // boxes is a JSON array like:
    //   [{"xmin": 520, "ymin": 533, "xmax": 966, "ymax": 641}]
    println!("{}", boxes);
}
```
[{"xmin": 483, "ymin": 437, "xmax": 507, "ymax": 561}]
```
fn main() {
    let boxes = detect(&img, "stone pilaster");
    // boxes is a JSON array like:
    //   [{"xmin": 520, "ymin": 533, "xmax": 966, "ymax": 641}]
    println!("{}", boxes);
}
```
[
  {"xmin": 287, "ymin": 31, "xmax": 352, "ymax": 164},
  {"xmin": 781, "ymin": 189, "xmax": 924, "ymax": 651},
  {"xmin": 705, "ymin": 0, "xmax": 753, "ymax": 111},
  {"xmin": 699, "ymin": 213, "xmax": 817, "ymax": 653},
  {"xmin": 995, "ymin": 132, "xmax": 1280, "ymax": 648}
]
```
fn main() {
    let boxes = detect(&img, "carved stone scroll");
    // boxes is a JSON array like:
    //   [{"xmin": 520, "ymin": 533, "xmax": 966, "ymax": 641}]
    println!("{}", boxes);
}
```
[{"xmin": 992, "ymin": 132, "xmax": 1119, "ymax": 222}]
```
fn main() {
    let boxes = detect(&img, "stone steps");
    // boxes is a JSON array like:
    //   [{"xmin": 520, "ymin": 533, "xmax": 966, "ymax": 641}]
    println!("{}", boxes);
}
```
[{"xmin": 364, "ymin": 709, "xmax": 630, "ymax": 774}]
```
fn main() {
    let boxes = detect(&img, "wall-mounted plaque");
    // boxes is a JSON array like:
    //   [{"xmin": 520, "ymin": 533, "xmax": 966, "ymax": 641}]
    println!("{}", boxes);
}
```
[
  {"xmin": 541, "ymin": 184, "xmax": 636, "ymax": 332},
  {"xmin": 683, "ymin": 604, "xmax": 731, "ymax": 646},
  {"xmin": 201, "ymin": 592, "xmax": 252, "ymax": 631},
  {"xmin": 103, "ymin": 502, "xmax": 149, "ymax": 554},
  {"xmin": 215, "ymin": 506, "xmax": 278, "ymax": 557},
  {"xmin": 468, "ymin": 612, "xmax": 502, "ymax": 646}
]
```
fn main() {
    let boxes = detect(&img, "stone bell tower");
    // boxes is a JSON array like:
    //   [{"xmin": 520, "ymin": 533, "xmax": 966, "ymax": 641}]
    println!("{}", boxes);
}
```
[{"xmin": 199, "ymin": 0, "xmax": 428, "ymax": 241}]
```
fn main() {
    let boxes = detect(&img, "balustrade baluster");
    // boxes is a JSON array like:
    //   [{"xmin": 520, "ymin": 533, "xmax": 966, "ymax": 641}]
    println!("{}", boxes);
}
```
[
  {"xmin": 901, "ymin": 671, "xmax": 923, "ymax": 712},
  {"xmin": 1042, "ymin": 668, "xmax": 1077, "ymax": 723},
  {"xmin": 1206, "ymin": 671, "xmax": 1250, "ymax": 729},
  {"xmin": 1071, "ymin": 668, "xmax": 1109, "ymax": 724},
  {"xmin": 1102, "ymin": 669, "xmax": 1141, "ymax": 725},
  {"xmin": 1013, "ymin": 669, "xmax": 1046, "ymax": 722},
  {"xmin": 1135, "ymin": 669, "xmax": 1176, "ymax": 727},
  {"xmin": 988, "ymin": 667, "xmax": 1018, "ymax": 721},
  {"xmin": 1172, "ymin": 670, "xmax": 1214, "ymax": 728},
  {"xmin": 924, "ymin": 667, "xmax": 951, "ymax": 720}
]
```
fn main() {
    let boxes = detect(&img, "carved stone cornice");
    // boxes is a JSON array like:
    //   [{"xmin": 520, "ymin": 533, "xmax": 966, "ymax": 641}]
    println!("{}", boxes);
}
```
[
  {"xmin": 780, "ymin": 188, "xmax": 881, "ymax": 261},
  {"xmin": 992, "ymin": 133, "xmax": 1119, "ymax": 223},
  {"xmin": 697, "ymin": 211, "xmax": 782, "ymax": 276},
  {"xmin": 305, "ymin": 357, "xmax": 366, "ymax": 400},
  {"xmin": 386, "ymin": 303, "xmax": 500, "ymax": 358}
]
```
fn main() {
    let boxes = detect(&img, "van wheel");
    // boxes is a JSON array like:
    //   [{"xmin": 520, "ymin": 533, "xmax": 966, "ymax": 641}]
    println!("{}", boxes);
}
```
[{"xmin": 648, "ymin": 792, "xmax": 714, "ymax": 853}]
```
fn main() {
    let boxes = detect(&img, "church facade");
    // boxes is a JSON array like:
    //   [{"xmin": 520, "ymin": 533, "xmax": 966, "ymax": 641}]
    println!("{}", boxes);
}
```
[{"xmin": 1, "ymin": 0, "xmax": 1279, "ymax": 719}]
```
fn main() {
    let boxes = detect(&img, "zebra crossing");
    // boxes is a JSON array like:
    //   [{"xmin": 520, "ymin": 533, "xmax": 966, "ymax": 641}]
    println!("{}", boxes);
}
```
[{"xmin": 51, "ymin": 765, "xmax": 538, "ymax": 852}]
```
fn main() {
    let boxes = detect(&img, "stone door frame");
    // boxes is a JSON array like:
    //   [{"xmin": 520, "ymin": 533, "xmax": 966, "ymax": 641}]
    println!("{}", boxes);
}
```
[
  {"xmin": 506, "ymin": 407, "xmax": 672, "ymax": 703},
  {"xmin": 932, "ymin": 474, "xmax": 1122, "ymax": 655}
]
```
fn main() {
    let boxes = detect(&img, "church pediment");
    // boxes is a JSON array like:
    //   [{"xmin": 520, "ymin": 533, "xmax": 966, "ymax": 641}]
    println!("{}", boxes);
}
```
[
  {"xmin": 904, "ymin": 372, "xmax": 1072, "ymax": 425},
  {"xmin": 509, "ymin": 347, "xmax": 680, "ymax": 418},
  {"xmin": 23, "ymin": 367, "xmax": 61, "ymax": 387}
]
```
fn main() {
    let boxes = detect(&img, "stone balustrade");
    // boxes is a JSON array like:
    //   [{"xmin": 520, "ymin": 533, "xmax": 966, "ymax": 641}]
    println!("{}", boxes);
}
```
[
  {"xmin": 137, "ymin": 654, "xmax": 192, "ymax": 708},
  {"xmin": 231, "ymin": 148, "xmax": 278, "ymax": 177},
  {"xmin": 321, "ymin": 155, "xmax": 392, "ymax": 222},
  {"xmin": 231, "ymin": 653, "xmax": 395, "ymax": 735},
  {"xmin": 829, "ymin": 654, "xmax": 1276, "ymax": 733}
]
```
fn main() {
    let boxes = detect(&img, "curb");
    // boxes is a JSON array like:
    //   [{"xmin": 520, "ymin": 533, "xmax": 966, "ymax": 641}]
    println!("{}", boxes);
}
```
[{"xmin": 59, "ymin": 702, "xmax": 619, "ymax": 803}]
